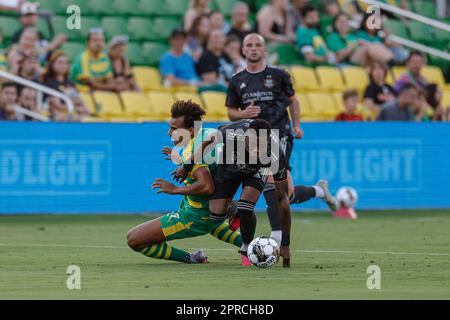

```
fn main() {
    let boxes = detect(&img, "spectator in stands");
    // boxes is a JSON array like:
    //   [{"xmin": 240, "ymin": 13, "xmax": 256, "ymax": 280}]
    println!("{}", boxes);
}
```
[
  {"xmin": 227, "ymin": 2, "xmax": 252, "ymax": 42},
  {"xmin": 16, "ymin": 51, "xmax": 41, "ymax": 82},
  {"xmin": 8, "ymin": 27, "xmax": 40, "ymax": 72},
  {"xmin": 186, "ymin": 14, "xmax": 210, "ymax": 61},
  {"xmin": 43, "ymin": 51, "xmax": 90, "ymax": 120},
  {"xmin": 425, "ymin": 84, "xmax": 450, "ymax": 122},
  {"xmin": 17, "ymin": 86, "xmax": 39, "ymax": 120},
  {"xmin": 364, "ymin": 62, "xmax": 395, "ymax": 119},
  {"xmin": 160, "ymin": 28, "xmax": 201, "ymax": 87},
  {"xmin": 288, "ymin": 0, "xmax": 309, "ymax": 31},
  {"xmin": 10, "ymin": 2, "xmax": 66, "ymax": 56},
  {"xmin": 70, "ymin": 29, "xmax": 121, "ymax": 92},
  {"xmin": 0, "ymin": 82, "xmax": 21, "ymax": 120},
  {"xmin": 394, "ymin": 51, "xmax": 428, "ymax": 93},
  {"xmin": 108, "ymin": 35, "xmax": 139, "ymax": 92},
  {"xmin": 257, "ymin": 0, "xmax": 295, "ymax": 44},
  {"xmin": 209, "ymin": 10, "xmax": 230, "ymax": 34},
  {"xmin": 224, "ymin": 35, "xmax": 246, "ymax": 73},
  {"xmin": 184, "ymin": 0, "xmax": 211, "ymax": 31},
  {"xmin": 335, "ymin": 89, "xmax": 364, "ymax": 122},
  {"xmin": 377, "ymin": 84, "xmax": 425, "ymax": 121},
  {"xmin": 0, "ymin": 27, "xmax": 8, "ymax": 72},
  {"xmin": 325, "ymin": 13, "xmax": 360, "ymax": 65},
  {"xmin": 196, "ymin": 29, "xmax": 233, "ymax": 86},
  {"xmin": 321, "ymin": 0, "xmax": 341, "ymax": 17},
  {"xmin": 0, "ymin": 0, "xmax": 25, "ymax": 12},
  {"xmin": 296, "ymin": 5, "xmax": 336, "ymax": 64}
]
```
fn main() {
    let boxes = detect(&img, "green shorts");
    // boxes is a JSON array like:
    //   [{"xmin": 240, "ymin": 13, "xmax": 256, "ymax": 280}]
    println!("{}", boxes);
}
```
[{"xmin": 160, "ymin": 209, "xmax": 219, "ymax": 241}]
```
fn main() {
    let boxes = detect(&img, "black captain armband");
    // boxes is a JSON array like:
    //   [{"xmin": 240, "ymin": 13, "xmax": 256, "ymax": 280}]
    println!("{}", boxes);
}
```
[{"xmin": 281, "ymin": 234, "xmax": 290, "ymax": 246}]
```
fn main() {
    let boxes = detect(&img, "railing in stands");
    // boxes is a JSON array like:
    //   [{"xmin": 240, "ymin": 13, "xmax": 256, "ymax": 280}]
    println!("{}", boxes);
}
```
[{"xmin": 0, "ymin": 70, "xmax": 74, "ymax": 121}]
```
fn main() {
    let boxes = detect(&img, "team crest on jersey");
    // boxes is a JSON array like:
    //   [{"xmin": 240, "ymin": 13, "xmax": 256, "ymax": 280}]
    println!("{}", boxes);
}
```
[{"xmin": 264, "ymin": 75, "xmax": 274, "ymax": 88}]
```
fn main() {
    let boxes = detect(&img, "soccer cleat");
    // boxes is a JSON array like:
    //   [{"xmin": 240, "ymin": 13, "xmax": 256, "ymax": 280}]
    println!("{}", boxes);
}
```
[
  {"xmin": 189, "ymin": 249, "xmax": 209, "ymax": 264},
  {"xmin": 241, "ymin": 254, "xmax": 252, "ymax": 267},
  {"xmin": 317, "ymin": 180, "xmax": 338, "ymax": 212}
]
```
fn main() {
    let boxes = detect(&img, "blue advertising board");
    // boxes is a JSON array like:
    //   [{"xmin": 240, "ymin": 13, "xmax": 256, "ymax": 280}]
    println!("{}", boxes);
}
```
[{"xmin": 0, "ymin": 122, "xmax": 449, "ymax": 213}]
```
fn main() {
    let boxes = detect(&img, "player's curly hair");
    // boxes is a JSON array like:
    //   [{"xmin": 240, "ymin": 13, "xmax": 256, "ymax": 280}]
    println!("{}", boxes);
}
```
[{"xmin": 171, "ymin": 100, "xmax": 206, "ymax": 128}]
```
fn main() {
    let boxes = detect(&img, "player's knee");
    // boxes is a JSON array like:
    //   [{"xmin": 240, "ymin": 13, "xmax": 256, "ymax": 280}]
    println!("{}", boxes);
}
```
[{"xmin": 126, "ymin": 229, "xmax": 141, "ymax": 251}]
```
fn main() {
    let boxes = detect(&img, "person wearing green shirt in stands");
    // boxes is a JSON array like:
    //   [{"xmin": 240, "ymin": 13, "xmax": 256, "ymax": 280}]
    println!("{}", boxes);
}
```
[
  {"xmin": 0, "ymin": 28, "xmax": 8, "ymax": 72},
  {"xmin": 70, "ymin": 29, "xmax": 126, "ymax": 92},
  {"xmin": 295, "ymin": 5, "xmax": 336, "ymax": 65}
]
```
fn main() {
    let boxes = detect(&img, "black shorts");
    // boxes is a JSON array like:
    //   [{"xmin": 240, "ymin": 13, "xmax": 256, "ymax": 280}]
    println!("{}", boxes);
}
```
[{"xmin": 210, "ymin": 168, "xmax": 268, "ymax": 200}]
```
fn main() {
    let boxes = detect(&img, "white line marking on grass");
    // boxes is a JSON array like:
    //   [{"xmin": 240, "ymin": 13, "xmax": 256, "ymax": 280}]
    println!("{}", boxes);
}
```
[{"xmin": 0, "ymin": 243, "xmax": 449, "ymax": 257}]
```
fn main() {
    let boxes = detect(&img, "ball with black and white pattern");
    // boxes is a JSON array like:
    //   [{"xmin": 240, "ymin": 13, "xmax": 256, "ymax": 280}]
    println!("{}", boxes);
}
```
[{"xmin": 247, "ymin": 236, "xmax": 280, "ymax": 268}]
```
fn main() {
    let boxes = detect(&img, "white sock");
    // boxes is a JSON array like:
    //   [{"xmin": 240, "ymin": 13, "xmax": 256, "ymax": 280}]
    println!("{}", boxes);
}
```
[
  {"xmin": 240, "ymin": 244, "xmax": 249, "ymax": 253},
  {"xmin": 270, "ymin": 230, "xmax": 282, "ymax": 247},
  {"xmin": 313, "ymin": 185, "xmax": 325, "ymax": 198}
]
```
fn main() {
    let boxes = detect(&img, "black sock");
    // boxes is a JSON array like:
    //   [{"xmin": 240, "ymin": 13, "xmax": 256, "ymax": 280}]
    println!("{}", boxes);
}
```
[
  {"xmin": 238, "ymin": 200, "xmax": 256, "ymax": 245},
  {"xmin": 290, "ymin": 185, "xmax": 316, "ymax": 204},
  {"xmin": 263, "ymin": 183, "xmax": 281, "ymax": 231}
]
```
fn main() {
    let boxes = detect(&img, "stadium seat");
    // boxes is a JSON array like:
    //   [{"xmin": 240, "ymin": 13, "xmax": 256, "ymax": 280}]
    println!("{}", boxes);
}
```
[
  {"xmin": 86, "ymin": 0, "xmax": 115, "ymax": 16},
  {"xmin": 332, "ymin": 92, "xmax": 345, "ymax": 113},
  {"xmin": 307, "ymin": 92, "xmax": 339, "ymax": 120},
  {"xmin": 421, "ymin": 66, "xmax": 446, "ymax": 89},
  {"xmin": 108, "ymin": 118, "xmax": 139, "ymax": 123},
  {"xmin": 413, "ymin": 0, "xmax": 437, "ymax": 19},
  {"xmin": 132, "ymin": 66, "xmax": 166, "ymax": 92},
  {"xmin": 164, "ymin": 0, "xmax": 190, "ymax": 17},
  {"xmin": 213, "ymin": 0, "xmax": 239, "ymax": 16},
  {"xmin": 290, "ymin": 66, "xmax": 321, "ymax": 92},
  {"xmin": 36, "ymin": 19, "xmax": 52, "ymax": 40},
  {"xmin": 152, "ymin": 17, "xmax": 182, "ymax": 40},
  {"xmin": 138, "ymin": 0, "xmax": 165, "ymax": 15},
  {"xmin": 121, "ymin": 91, "xmax": 153, "ymax": 117},
  {"xmin": 81, "ymin": 116, "xmax": 108, "ymax": 123},
  {"xmin": 80, "ymin": 92, "xmax": 97, "ymax": 114},
  {"xmin": 102, "ymin": 17, "xmax": 128, "ymax": 40},
  {"xmin": 58, "ymin": 0, "xmax": 89, "ymax": 15},
  {"xmin": 0, "ymin": 17, "xmax": 21, "ymax": 40},
  {"xmin": 442, "ymin": 90, "xmax": 450, "ymax": 108},
  {"xmin": 147, "ymin": 92, "xmax": 175, "ymax": 120},
  {"xmin": 174, "ymin": 92, "xmax": 204, "ymax": 107},
  {"xmin": 315, "ymin": 66, "xmax": 346, "ymax": 92},
  {"xmin": 127, "ymin": 42, "xmax": 145, "ymax": 66},
  {"xmin": 270, "ymin": 44, "xmax": 302, "ymax": 65},
  {"xmin": 201, "ymin": 92, "xmax": 228, "ymax": 121},
  {"xmin": 38, "ymin": 0, "xmax": 64, "ymax": 14},
  {"xmin": 408, "ymin": 21, "xmax": 434, "ymax": 43},
  {"xmin": 79, "ymin": 17, "xmax": 102, "ymax": 38},
  {"xmin": 384, "ymin": 19, "xmax": 409, "ymax": 38},
  {"xmin": 92, "ymin": 91, "xmax": 125, "ymax": 118},
  {"xmin": 141, "ymin": 42, "xmax": 169, "ymax": 66},
  {"xmin": 61, "ymin": 42, "xmax": 85, "ymax": 63},
  {"xmin": 127, "ymin": 17, "xmax": 156, "ymax": 41},
  {"xmin": 112, "ymin": 0, "xmax": 140, "ymax": 16},
  {"xmin": 52, "ymin": 15, "xmax": 81, "ymax": 41},
  {"xmin": 296, "ymin": 94, "xmax": 314, "ymax": 120},
  {"xmin": 392, "ymin": 66, "xmax": 407, "ymax": 81},
  {"xmin": 341, "ymin": 67, "xmax": 369, "ymax": 92}
]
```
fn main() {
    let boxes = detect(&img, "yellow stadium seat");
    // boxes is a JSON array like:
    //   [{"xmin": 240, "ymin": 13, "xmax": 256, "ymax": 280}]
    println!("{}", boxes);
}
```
[
  {"xmin": 422, "ymin": 66, "xmax": 446, "ymax": 89},
  {"xmin": 174, "ymin": 92, "xmax": 204, "ymax": 108},
  {"xmin": 307, "ymin": 92, "xmax": 340, "ymax": 121},
  {"xmin": 80, "ymin": 92, "xmax": 96, "ymax": 114},
  {"xmin": 172, "ymin": 85, "xmax": 198, "ymax": 93},
  {"xmin": 120, "ymin": 91, "xmax": 153, "ymax": 117},
  {"xmin": 81, "ymin": 116, "xmax": 108, "ymax": 123},
  {"xmin": 290, "ymin": 66, "xmax": 321, "ymax": 92},
  {"xmin": 341, "ymin": 67, "xmax": 369, "ymax": 92},
  {"xmin": 332, "ymin": 92, "xmax": 345, "ymax": 113},
  {"xmin": 392, "ymin": 66, "xmax": 407, "ymax": 81},
  {"xmin": 132, "ymin": 66, "xmax": 166, "ymax": 92},
  {"xmin": 386, "ymin": 70, "xmax": 395, "ymax": 85},
  {"xmin": 108, "ymin": 117, "xmax": 140, "ymax": 123},
  {"xmin": 296, "ymin": 94, "xmax": 314, "ymax": 120},
  {"xmin": 442, "ymin": 91, "xmax": 450, "ymax": 109},
  {"xmin": 147, "ymin": 92, "xmax": 175, "ymax": 120},
  {"xmin": 92, "ymin": 91, "xmax": 124, "ymax": 118},
  {"xmin": 201, "ymin": 92, "xmax": 228, "ymax": 121},
  {"xmin": 315, "ymin": 66, "xmax": 346, "ymax": 92}
]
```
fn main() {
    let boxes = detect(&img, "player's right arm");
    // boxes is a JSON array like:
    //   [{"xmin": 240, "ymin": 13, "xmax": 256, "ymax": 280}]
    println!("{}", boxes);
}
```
[{"xmin": 153, "ymin": 166, "xmax": 214, "ymax": 195}]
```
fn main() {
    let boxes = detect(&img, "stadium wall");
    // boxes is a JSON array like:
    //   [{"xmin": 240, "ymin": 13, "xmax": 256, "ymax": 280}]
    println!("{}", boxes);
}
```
[{"xmin": 0, "ymin": 122, "xmax": 449, "ymax": 214}]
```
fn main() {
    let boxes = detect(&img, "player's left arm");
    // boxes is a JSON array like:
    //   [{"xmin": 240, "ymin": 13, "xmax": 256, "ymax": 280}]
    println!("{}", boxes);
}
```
[{"xmin": 152, "ymin": 166, "xmax": 214, "ymax": 195}]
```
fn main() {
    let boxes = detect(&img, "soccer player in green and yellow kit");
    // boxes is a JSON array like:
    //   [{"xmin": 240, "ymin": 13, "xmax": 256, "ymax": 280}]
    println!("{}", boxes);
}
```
[{"xmin": 127, "ymin": 100, "xmax": 242, "ymax": 264}]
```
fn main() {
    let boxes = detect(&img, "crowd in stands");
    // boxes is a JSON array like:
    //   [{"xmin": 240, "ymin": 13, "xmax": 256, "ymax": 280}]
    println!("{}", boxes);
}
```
[{"xmin": 0, "ymin": 0, "xmax": 449, "ymax": 123}]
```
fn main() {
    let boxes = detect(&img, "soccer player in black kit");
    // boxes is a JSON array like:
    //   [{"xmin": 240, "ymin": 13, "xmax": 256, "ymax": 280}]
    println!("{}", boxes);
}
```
[{"xmin": 225, "ymin": 33, "xmax": 338, "ymax": 267}]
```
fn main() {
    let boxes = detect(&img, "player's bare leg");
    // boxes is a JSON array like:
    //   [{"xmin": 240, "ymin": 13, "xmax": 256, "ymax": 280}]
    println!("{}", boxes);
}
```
[{"xmin": 274, "ymin": 178, "xmax": 292, "ymax": 268}]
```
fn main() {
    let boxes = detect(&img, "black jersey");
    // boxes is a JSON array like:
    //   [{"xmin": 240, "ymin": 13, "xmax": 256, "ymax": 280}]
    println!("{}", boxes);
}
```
[
  {"xmin": 215, "ymin": 120, "xmax": 287, "ymax": 182},
  {"xmin": 225, "ymin": 65, "xmax": 295, "ymax": 137}
]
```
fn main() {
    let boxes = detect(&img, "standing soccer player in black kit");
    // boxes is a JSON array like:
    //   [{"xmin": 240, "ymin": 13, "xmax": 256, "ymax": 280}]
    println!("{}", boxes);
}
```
[{"xmin": 226, "ymin": 33, "xmax": 338, "ymax": 267}]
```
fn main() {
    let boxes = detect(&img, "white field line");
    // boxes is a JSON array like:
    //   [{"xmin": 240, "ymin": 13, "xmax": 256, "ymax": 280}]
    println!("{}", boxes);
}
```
[{"xmin": 0, "ymin": 243, "xmax": 449, "ymax": 257}]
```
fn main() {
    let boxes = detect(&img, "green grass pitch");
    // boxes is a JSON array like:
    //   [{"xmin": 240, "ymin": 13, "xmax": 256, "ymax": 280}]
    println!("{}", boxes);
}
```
[{"xmin": 1, "ymin": 210, "xmax": 449, "ymax": 299}]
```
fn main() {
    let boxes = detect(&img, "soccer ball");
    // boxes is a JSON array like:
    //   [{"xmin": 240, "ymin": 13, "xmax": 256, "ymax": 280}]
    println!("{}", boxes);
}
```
[
  {"xmin": 247, "ymin": 236, "xmax": 280, "ymax": 268},
  {"xmin": 336, "ymin": 187, "xmax": 359, "ymax": 209}
]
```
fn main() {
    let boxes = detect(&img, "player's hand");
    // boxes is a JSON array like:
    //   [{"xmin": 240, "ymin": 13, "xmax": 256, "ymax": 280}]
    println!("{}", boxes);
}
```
[
  {"xmin": 161, "ymin": 147, "xmax": 182, "ymax": 164},
  {"xmin": 170, "ymin": 166, "xmax": 188, "ymax": 183},
  {"xmin": 279, "ymin": 245, "xmax": 291, "ymax": 268},
  {"xmin": 242, "ymin": 100, "xmax": 261, "ymax": 119},
  {"xmin": 292, "ymin": 126, "xmax": 304, "ymax": 140},
  {"xmin": 152, "ymin": 178, "xmax": 177, "ymax": 195}
]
